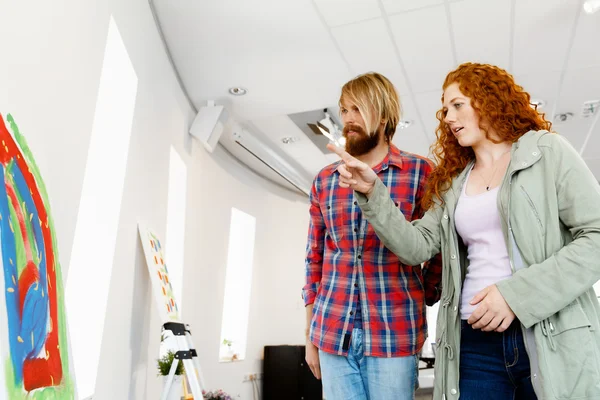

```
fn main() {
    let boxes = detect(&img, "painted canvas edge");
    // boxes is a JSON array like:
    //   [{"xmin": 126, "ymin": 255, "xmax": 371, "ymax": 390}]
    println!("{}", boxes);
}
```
[{"xmin": 137, "ymin": 222, "xmax": 180, "ymax": 324}]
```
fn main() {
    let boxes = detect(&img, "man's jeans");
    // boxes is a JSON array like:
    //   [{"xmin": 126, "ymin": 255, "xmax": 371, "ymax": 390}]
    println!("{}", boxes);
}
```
[{"xmin": 319, "ymin": 328, "xmax": 418, "ymax": 400}]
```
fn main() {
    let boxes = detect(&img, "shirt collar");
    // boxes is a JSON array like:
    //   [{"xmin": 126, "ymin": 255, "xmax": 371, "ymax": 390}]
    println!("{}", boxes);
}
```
[{"xmin": 323, "ymin": 143, "xmax": 404, "ymax": 176}]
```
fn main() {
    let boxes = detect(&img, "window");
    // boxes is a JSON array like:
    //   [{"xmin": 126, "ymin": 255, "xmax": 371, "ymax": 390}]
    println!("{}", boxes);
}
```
[
  {"xmin": 219, "ymin": 208, "xmax": 256, "ymax": 361},
  {"xmin": 65, "ymin": 16, "xmax": 138, "ymax": 399},
  {"xmin": 160, "ymin": 147, "xmax": 188, "ymax": 357},
  {"xmin": 165, "ymin": 147, "xmax": 187, "ymax": 315}
]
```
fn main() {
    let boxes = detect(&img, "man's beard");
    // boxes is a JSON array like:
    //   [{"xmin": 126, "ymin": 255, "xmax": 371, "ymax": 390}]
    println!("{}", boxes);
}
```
[{"xmin": 343, "ymin": 123, "xmax": 381, "ymax": 157}]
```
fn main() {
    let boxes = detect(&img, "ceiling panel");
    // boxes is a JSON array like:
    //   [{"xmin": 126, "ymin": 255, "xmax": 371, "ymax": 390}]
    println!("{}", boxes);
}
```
[
  {"xmin": 568, "ymin": 11, "xmax": 600, "ymax": 69},
  {"xmin": 392, "ymin": 127, "xmax": 432, "ymax": 157},
  {"xmin": 558, "ymin": 66, "xmax": 600, "ymax": 112},
  {"xmin": 332, "ymin": 18, "xmax": 410, "ymax": 94},
  {"xmin": 514, "ymin": 70, "xmax": 562, "ymax": 121},
  {"xmin": 381, "ymin": 0, "xmax": 444, "ymax": 14},
  {"xmin": 154, "ymin": 0, "xmax": 351, "ymax": 120},
  {"xmin": 388, "ymin": 5, "xmax": 455, "ymax": 93},
  {"xmin": 451, "ymin": 0, "xmax": 511, "ymax": 70},
  {"xmin": 512, "ymin": 0, "xmax": 579, "ymax": 75},
  {"xmin": 393, "ymin": 100, "xmax": 434, "ymax": 157},
  {"xmin": 554, "ymin": 66, "xmax": 600, "ymax": 152},
  {"xmin": 554, "ymin": 118, "xmax": 594, "ymax": 153},
  {"xmin": 582, "ymin": 155, "xmax": 600, "ymax": 180},
  {"xmin": 415, "ymin": 90, "xmax": 444, "ymax": 140},
  {"xmin": 582, "ymin": 117, "xmax": 600, "ymax": 159},
  {"xmin": 313, "ymin": 0, "xmax": 381, "ymax": 27}
]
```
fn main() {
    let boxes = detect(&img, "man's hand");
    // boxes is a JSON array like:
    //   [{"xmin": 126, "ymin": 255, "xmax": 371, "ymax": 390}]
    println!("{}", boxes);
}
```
[
  {"xmin": 326, "ymin": 143, "xmax": 377, "ymax": 196},
  {"xmin": 305, "ymin": 340, "xmax": 321, "ymax": 379},
  {"xmin": 468, "ymin": 284, "xmax": 516, "ymax": 332}
]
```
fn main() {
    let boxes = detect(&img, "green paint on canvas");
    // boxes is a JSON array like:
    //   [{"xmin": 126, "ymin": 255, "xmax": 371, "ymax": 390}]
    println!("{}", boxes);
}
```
[{"xmin": 3, "ymin": 114, "xmax": 74, "ymax": 399}]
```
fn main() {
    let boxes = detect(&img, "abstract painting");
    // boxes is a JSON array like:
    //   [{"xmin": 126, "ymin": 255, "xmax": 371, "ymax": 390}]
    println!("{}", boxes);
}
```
[
  {"xmin": 138, "ymin": 224, "xmax": 180, "ymax": 323},
  {"xmin": 0, "ymin": 113, "xmax": 74, "ymax": 399}
]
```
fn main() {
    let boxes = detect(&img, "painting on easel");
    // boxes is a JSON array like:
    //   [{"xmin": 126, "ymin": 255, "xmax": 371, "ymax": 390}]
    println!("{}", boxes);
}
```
[
  {"xmin": 0, "ymin": 113, "xmax": 74, "ymax": 399},
  {"xmin": 138, "ymin": 224, "xmax": 180, "ymax": 323}
]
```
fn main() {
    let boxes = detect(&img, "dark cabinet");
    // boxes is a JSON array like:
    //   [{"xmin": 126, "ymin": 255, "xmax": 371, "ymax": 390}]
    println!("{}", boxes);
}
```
[{"xmin": 263, "ymin": 345, "xmax": 323, "ymax": 400}]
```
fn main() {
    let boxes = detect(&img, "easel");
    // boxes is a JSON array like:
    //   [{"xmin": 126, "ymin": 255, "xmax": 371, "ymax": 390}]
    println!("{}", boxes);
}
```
[
  {"xmin": 137, "ymin": 223, "xmax": 207, "ymax": 400},
  {"xmin": 160, "ymin": 322, "xmax": 205, "ymax": 400}
]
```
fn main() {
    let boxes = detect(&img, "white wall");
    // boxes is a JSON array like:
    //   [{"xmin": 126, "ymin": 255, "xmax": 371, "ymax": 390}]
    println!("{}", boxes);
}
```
[{"xmin": 0, "ymin": 0, "xmax": 310, "ymax": 399}]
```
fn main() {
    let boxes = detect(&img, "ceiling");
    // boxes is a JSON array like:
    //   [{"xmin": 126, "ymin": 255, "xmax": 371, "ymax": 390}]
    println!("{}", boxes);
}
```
[{"xmin": 153, "ymin": 0, "xmax": 600, "ymax": 195}]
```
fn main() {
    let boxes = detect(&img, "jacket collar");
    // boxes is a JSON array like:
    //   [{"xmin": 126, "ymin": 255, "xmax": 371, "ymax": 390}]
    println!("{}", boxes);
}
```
[{"xmin": 445, "ymin": 130, "xmax": 548, "ymax": 205}]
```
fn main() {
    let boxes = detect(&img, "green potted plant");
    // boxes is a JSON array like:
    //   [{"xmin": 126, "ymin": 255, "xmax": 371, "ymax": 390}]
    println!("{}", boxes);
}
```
[{"xmin": 157, "ymin": 350, "xmax": 185, "ymax": 400}]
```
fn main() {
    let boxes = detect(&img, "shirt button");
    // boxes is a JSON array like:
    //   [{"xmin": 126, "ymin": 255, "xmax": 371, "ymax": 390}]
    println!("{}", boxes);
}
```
[
  {"xmin": 354, "ymin": 201, "xmax": 357, "ymax": 205},
  {"xmin": 451, "ymin": 389, "xmax": 457, "ymax": 395},
  {"xmin": 533, "ymin": 373, "xmax": 537, "ymax": 379},
  {"xmin": 532, "ymin": 152, "xmax": 538, "ymax": 156},
  {"xmin": 522, "ymin": 161, "xmax": 527, "ymax": 166},
  {"xmin": 450, "ymin": 254, "xmax": 456, "ymax": 259},
  {"xmin": 395, "ymin": 202, "xmax": 398, "ymax": 207},
  {"xmin": 357, "ymin": 255, "xmax": 362, "ymax": 259},
  {"xmin": 443, "ymin": 214, "xmax": 448, "ymax": 219},
  {"xmin": 453, "ymin": 306, "xmax": 457, "ymax": 312},
  {"xmin": 354, "ymin": 283, "xmax": 358, "ymax": 288},
  {"xmin": 354, "ymin": 228, "xmax": 358, "ymax": 232},
  {"xmin": 349, "ymin": 311, "xmax": 354, "ymax": 316},
  {"xmin": 327, "ymin": 205, "xmax": 331, "ymax": 209}
]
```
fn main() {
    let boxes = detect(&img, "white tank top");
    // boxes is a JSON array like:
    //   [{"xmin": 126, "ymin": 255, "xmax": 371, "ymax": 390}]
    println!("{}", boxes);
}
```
[{"xmin": 455, "ymin": 167, "xmax": 512, "ymax": 319}]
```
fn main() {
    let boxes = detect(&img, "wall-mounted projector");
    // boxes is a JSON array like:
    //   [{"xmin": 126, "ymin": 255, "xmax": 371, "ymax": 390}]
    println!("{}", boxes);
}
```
[{"xmin": 189, "ymin": 101, "xmax": 229, "ymax": 153}]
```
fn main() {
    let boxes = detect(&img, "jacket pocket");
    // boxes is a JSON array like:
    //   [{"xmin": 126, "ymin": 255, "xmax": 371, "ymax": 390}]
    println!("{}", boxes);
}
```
[
  {"xmin": 539, "ymin": 304, "xmax": 600, "ymax": 399},
  {"xmin": 520, "ymin": 185, "xmax": 544, "ymax": 234}
]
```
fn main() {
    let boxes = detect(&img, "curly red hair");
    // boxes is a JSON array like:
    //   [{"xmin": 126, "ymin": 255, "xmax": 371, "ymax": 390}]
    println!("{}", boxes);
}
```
[{"xmin": 422, "ymin": 63, "xmax": 553, "ymax": 209}]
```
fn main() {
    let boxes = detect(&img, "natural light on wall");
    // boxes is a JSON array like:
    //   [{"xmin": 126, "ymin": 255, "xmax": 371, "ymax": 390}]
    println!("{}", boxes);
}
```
[
  {"xmin": 160, "ymin": 147, "xmax": 188, "ymax": 356},
  {"xmin": 219, "ymin": 208, "xmax": 256, "ymax": 361},
  {"xmin": 65, "ymin": 16, "xmax": 138, "ymax": 400}
]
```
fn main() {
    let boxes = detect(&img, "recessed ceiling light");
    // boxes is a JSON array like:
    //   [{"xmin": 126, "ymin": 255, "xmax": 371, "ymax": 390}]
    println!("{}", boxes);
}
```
[
  {"xmin": 228, "ymin": 87, "xmax": 247, "ymax": 96},
  {"xmin": 398, "ymin": 120, "xmax": 413, "ymax": 129},
  {"xmin": 530, "ymin": 99, "xmax": 545, "ymax": 108},
  {"xmin": 554, "ymin": 112, "xmax": 574, "ymax": 123},
  {"xmin": 281, "ymin": 136, "xmax": 300, "ymax": 144},
  {"xmin": 584, "ymin": 0, "xmax": 600, "ymax": 14}
]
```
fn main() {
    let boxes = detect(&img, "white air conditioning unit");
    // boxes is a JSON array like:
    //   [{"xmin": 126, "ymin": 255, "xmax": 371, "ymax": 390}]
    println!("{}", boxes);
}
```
[{"xmin": 232, "ymin": 129, "xmax": 312, "ymax": 196}]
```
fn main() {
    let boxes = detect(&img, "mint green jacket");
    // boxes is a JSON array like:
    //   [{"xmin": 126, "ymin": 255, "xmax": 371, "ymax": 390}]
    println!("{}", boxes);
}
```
[{"xmin": 357, "ymin": 130, "xmax": 600, "ymax": 399}]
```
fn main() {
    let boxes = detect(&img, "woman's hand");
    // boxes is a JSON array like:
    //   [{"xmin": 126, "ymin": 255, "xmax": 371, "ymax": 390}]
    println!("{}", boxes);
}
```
[
  {"xmin": 468, "ymin": 284, "xmax": 516, "ymax": 332},
  {"xmin": 327, "ymin": 143, "xmax": 377, "ymax": 196}
]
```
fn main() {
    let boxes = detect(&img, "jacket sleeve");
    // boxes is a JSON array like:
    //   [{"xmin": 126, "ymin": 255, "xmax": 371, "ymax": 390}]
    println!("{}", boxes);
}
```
[
  {"xmin": 302, "ymin": 177, "xmax": 324, "ymax": 306},
  {"xmin": 413, "ymin": 161, "xmax": 443, "ymax": 306},
  {"xmin": 356, "ymin": 177, "xmax": 443, "ymax": 267},
  {"xmin": 497, "ymin": 135, "xmax": 600, "ymax": 328}
]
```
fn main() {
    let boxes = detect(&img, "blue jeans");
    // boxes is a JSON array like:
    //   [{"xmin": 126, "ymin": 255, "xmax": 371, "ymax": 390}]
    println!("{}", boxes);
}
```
[
  {"xmin": 319, "ymin": 329, "xmax": 418, "ymax": 400},
  {"xmin": 459, "ymin": 320, "xmax": 537, "ymax": 399}
]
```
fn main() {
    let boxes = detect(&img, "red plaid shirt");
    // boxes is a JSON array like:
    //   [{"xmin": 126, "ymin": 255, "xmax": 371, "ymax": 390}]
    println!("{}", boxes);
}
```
[{"xmin": 303, "ymin": 144, "xmax": 442, "ymax": 357}]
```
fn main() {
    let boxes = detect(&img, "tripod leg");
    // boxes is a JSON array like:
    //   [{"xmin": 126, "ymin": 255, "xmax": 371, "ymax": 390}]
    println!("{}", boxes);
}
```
[
  {"xmin": 183, "ymin": 358, "xmax": 204, "ymax": 399},
  {"xmin": 185, "ymin": 331, "xmax": 206, "ymax": 389},
  {"xmin": 160, "ymin": 358, "xmax": 180, "ymax": 400}
]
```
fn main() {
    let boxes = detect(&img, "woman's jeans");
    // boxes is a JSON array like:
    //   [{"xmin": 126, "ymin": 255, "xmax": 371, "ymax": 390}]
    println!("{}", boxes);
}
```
[{"xmin": 459, "ymin": 319, "xmax": 537, "ymax": 399}]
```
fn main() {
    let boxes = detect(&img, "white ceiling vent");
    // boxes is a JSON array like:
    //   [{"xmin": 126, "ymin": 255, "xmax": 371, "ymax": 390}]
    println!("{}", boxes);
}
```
[{"xmin": 582, "ymin": 100, "xmax": 600, "ymax": 118}]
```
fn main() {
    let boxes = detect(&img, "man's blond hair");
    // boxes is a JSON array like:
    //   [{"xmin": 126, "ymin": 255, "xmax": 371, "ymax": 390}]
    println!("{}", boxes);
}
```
[{"xmin": 339, "ymin": 72, "xmax": 402, "ymax": 143}]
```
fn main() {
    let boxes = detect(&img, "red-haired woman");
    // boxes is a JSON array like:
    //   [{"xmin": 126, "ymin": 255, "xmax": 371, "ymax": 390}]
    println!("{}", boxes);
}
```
[{"xmin": 328, "ymin": 63, "xmax": 600, "ymax": 400}]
